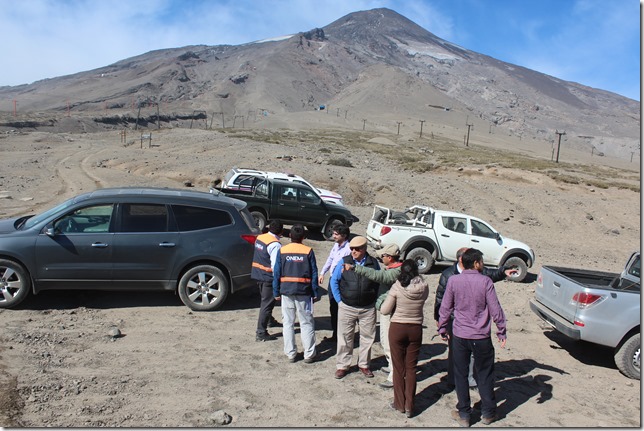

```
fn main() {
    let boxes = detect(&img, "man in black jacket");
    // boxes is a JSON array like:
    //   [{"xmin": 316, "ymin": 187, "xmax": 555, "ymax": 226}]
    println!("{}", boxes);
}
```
[
  {"xmin": 435, "ymin": 247, "xmax": 516, "ymax": 389},
  {"xmin": 330, "ymin": 236, "xmax": 380, "ymax": 379}
]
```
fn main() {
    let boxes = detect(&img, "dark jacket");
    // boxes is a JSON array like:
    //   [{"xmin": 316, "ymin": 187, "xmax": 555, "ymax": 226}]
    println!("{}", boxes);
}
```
[
  {"xmin": 251, "ymin": 233, "xmax": 279, "ymax": 282},
  {"xmin": 273, "ymin": 242, "xmax": 319, "ymax": 298},
  {"xmin": 433, "ymin": 263, "xmax": 507, "ymax": 321},
  {"xmin": 339, "ymin": 254, "xmax": 380, "ymax": 307}
]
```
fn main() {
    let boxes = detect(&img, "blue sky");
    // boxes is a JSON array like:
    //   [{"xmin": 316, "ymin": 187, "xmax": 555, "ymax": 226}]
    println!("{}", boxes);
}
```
[{"xmin": 1, "ymin": 0, "xmax": 640, "ymax": 100}]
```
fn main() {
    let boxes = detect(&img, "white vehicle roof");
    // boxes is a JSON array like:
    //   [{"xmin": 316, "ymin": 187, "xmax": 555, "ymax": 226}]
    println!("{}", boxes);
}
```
[{"xmin": 225, "ymin": 167, "xmax": 343, "ymax": 204}]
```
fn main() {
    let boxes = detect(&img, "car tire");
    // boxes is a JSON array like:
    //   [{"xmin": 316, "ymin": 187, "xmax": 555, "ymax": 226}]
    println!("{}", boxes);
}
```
[
  {"xmin": 614, "ymin": 333, "xmax": 640, "ymax": 380},
  {"xmin": 391, "ymin": 211, "xmax": 409, "ymax": 223},
  {"xmin": 250, "ymin": 211, "xmax": 267, "ymax": 232},
  {"xmin": 503, "ymin": 257, "xmax": 528, "ymax": 282},
  {"xmin": 323, "ymin": 219, "xmax": 343, "ymax": 241},
  {"xmin": 178, "ymin": 265, "xmax": 229, "ymax": 311},
  {"xmin": 405, "ymin": 247, "xmax": 434, "ymax": 274},
  {"xmin": 0, "ymin": 259, "xmax": 31, "ymax": 309}
]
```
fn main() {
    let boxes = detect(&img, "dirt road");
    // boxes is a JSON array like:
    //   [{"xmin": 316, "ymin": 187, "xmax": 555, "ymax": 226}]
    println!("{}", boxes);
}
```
[{"xmin": 0, "ymin": 128, "xmax": 640, "ymax": 427}]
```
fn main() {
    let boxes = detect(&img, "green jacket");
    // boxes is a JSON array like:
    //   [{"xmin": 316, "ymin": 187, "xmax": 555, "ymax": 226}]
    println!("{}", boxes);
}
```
[
  {"xmin": 354, "ymin": 264, "xmax": 401, "ymax": 284},
  {"xmin": 354, "ymin": 264, "xmax": 402, "ymax": 309}
]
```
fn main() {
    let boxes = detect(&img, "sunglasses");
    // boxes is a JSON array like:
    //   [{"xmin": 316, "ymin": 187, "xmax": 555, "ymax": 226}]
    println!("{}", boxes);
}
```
[{"xmin": 350, "ymin": 246, "xmax": 365, "ymax": 251}]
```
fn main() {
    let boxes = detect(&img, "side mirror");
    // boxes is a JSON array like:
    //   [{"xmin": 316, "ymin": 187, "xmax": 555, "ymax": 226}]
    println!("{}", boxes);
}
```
[
  {"xmin": 495, "ymin": 232, "xmax": 501, "ymax": 241},
  {"xmin": 45, "ymin": 226, "xmax": 56, "ymax": 237}
]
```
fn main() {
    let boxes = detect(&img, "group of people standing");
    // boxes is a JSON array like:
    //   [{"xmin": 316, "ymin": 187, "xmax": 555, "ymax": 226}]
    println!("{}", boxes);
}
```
[{"xmin": 250, "ymin": 220, "xmax": 510, "ymax": 426}]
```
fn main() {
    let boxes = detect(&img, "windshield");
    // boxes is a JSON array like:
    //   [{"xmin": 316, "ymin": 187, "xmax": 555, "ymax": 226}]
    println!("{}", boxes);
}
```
[{"xmin": 22, "ymin": 197, "xmax": 76, "ymax": 230}]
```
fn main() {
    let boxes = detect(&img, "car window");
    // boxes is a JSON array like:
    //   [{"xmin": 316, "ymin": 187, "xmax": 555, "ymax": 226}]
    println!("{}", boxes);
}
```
[
  {"xmin": 471, "ymin": 220, "xmax": 496, "ymax": 238},
  {"xmin": 172, "ymin": 205, "xmax": 232, "ymax": 231},
  {"xmin": 627, "ymin": 255, "xmax": 640, "ymax": 278},
  {"xmin": 24, "ymin": 197, "xmax": 75, "ymax": 230},
  {"xmin": 299, "ymin": 188, "xmax": 320, "ymax": 204},
  {"xmin": 255, "ymin": 180, "xmax": 269, "ymax": 198},
  {"xmin": 53, "ymin": 204, "xmax": 114, "ymax": 234},
  {"xmin": 233, "ymin": 175, "xmax": 258, "ymax": 188},
  {"xmin": 279, "ymin": 185, "xmax": 298, "ymax": 201},
  {"xmin": 224, "ymin": 169, "xmax": 235, "ymax": 184},
  {"xmin": 442, "ymin": 216, "xmax": 467, "ymax": 234},
  {"xmin": 120, "ymin": 203, "xmax": 169, "ymax": 233}
]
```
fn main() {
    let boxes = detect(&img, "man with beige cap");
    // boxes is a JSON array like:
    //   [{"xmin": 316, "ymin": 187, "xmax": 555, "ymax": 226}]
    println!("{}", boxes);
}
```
[
  {"xmin": 349, "ymin": 243, "xmax": 403, "ymax": 388},
  {"xmin": 329, "ymin": 236, "xmax": 380, "ymax": 379}
]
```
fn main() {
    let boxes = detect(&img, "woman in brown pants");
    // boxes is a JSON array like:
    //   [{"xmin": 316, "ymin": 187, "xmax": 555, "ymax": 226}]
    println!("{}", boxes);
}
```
[{"xmin": 380, "ymin": 259, "xmax": 429, "ymax": 418}]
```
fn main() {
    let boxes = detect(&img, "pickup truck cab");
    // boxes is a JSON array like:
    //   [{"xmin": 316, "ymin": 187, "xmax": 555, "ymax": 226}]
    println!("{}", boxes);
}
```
[
  {"xmin": 530, "ymin": 251, "xmax": 640, "ymax": 379},
  {"xmin": 222, "ymin": 167, "xmax": 344, "ymax": 206},
  {"xmin": 366, "ymin": 205, "xmax": 534, "ymax": 282},
  {"xmin": 212, "ymin": 177, "xmax": 357, "ymax": 240}
]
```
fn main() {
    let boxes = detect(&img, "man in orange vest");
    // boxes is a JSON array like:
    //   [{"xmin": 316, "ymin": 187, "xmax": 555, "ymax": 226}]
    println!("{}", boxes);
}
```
[
  {"xmin": 251, "ymin": 219, "xmax": 284, "ymax": 342},
  {"xmin": 273, "ymin": 224, "xmax": 320, "ymax": 363}
]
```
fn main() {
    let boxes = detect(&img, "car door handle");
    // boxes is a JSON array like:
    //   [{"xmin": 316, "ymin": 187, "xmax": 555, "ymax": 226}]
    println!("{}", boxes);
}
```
[
  {"xmin": 159, "ymin": 242, "xmax": 176, "ymax": 247},
  {"xmin": 441, "ymin": 234, "xmax": 449, "ymax": 237},
  {"xmin": 91, "ymin": 242, "xmax": 109, "ymax": 248},
  {"xmin": 472, "ymin": 239, "xmax": 480, "ymax": 243}
]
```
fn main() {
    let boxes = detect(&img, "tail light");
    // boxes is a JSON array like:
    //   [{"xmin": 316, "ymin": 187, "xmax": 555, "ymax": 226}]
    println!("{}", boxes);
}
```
[
  {"xmin": 536, "ymin": 272, "xmax": 543, "ymax": 288},
  {"xmin": 570, "ymin": 292, "xmax": 604, "ymax": 309},
  {"xmin": 380, "ymin": 226, "xmax": 391, "ymax": 236},
  {"xmin": 241, "ymin": 234, "xmax": 257, "ymax": 244},
  {"xmin": 571, "ymin": 292, "xmax": 605, "ymax": 326}
]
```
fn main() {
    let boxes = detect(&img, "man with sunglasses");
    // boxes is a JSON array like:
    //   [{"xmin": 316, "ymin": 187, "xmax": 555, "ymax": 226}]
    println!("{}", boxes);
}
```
[
  {"xmin": 330, "ymin": 236, "xmax": 380, "ymax": 379},
  {"xmin": 318, "ymin": 223, "xmax": 351, "ymax": 343}
]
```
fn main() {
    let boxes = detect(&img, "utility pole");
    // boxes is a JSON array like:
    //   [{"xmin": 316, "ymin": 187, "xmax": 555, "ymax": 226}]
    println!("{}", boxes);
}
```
[
  {"xmin": 362, "ymin": 119, "xmax": 367, "ymax": 131},
  {"xmin": 419, "ymin": 120, "xmax": 425, "ymax": 138},
  {"xmin": 465, "ymin": 122, "xmax": 473, "ymax": 147},
  {"xmin": 554, "ymin": 130, "xmax": 566, "ymax": 163},
  {"xmin": 396, "ymin": 121, "xmax": 402, "ymax": 135}
]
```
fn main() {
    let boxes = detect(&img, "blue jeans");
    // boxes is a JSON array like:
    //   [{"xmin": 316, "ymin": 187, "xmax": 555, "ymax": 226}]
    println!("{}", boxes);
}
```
[{"xmin": 452, "ymin": 335, "xmax": 496, "ymax": 420}]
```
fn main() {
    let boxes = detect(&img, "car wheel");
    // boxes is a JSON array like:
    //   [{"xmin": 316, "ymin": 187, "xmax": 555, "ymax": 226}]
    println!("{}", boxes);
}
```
[
  {"xmin": 178, "ymin": 265, "xmax": 229, "ymax": 311},
  {"xmin": 250, "ymin": 211, "xmax": 267, "ymax": 232},
  {"xmin": 405, "ymin": 247, "xmax": 434, "ymax": 274},
  {"xmin": 323, "ymin": 219, "xmax": 343, "ymax": 241},
  {"xmin": 504, "ymin": 257, "xmax": 528, "ymax": 282},
  {"xmin": 0, "ymin": 259, "xmax": 31, "ymax": 309},
  {"xmin": 615, "ymin": 333, "xmax": 640, "ymax": 380}
]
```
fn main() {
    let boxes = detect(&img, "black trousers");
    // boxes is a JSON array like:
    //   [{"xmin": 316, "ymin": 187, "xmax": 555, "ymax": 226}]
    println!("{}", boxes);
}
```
[
  {"xmin": 452, "ymin": 335, "xmax": 497, "ymax": 420},
  {"xmin": 446, "ymin": 319, "xmax": 477, "ymax": 387},
  {"xmin": 256, "ymin": 281, "xmax": 276, "ymax": 336},
  {"xmin": 329, "ymin": 291, "xmax": 338, "ymax": 338}
]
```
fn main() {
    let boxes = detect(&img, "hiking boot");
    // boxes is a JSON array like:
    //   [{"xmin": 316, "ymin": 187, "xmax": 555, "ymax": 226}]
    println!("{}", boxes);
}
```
[
  {"xmin": 379, "ymin": 380, "xmax": 394, "ymax": 389},
  {"xmin": 303, "ymin": 354, "xmax": 318, "ymax": 364},
  {"xmin": 451, "ymin": 410, "xmax": 470, "ymax": 427},
  {"xmin": 255, "ymin": 333, "xmax": 277, "ymax": 342},
  {"xmin": 481, "ymin": 414, "xmax": 498, "ymax": 425},
  {"xmin": 267, "ymin": 318, "xmax": 282, "ymax": 328}
]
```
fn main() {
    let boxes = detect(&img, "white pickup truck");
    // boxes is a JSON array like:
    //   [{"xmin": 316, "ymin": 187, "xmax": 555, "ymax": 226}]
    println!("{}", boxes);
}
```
[
  {"xmin": 530, "ymin": 252, "xmax": 640, "ymax": 379},
  {"xmin": 365, "ymin": 205, "xmax": 535, "ymax": 282}
]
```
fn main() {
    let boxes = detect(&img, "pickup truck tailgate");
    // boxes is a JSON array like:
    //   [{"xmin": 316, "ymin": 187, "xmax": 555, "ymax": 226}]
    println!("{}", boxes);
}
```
[{"xmin": 535, "ymin": 266, "xmax": 617, "ymax": 324}]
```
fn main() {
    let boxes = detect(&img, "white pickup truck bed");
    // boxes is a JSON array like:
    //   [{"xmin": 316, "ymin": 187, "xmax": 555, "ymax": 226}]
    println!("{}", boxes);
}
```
[{"xmin": 366, "ymin": 204, "xmax": 534, "ymax": 282}]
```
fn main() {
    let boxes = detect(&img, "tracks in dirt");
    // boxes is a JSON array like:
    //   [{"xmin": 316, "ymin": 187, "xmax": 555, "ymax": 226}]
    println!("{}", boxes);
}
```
[{"xmin": 52, "ymin": 143, "xmax": 108, "ymax": 202}]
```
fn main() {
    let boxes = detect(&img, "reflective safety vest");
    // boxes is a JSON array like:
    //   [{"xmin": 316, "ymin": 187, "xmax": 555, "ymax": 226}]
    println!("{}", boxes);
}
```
[
  {"xmin": 278, "ymin": 242, "xmax": 313, "ymax": 296},
  {"xmin": 251, "ymin": 233, "xmax": 279, "ymax": 282}
]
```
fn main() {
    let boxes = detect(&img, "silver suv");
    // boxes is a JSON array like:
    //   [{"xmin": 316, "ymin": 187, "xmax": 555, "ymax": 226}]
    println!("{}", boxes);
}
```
[{"xmin": 0, "ymin": 187, "xmax": 259, "ymax": 311}]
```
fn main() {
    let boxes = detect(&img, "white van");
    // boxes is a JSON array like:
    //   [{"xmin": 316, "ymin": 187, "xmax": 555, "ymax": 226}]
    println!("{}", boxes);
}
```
[{"xmin": 222, "ymin": 167, "xmax": 344, "ymax": 206}]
